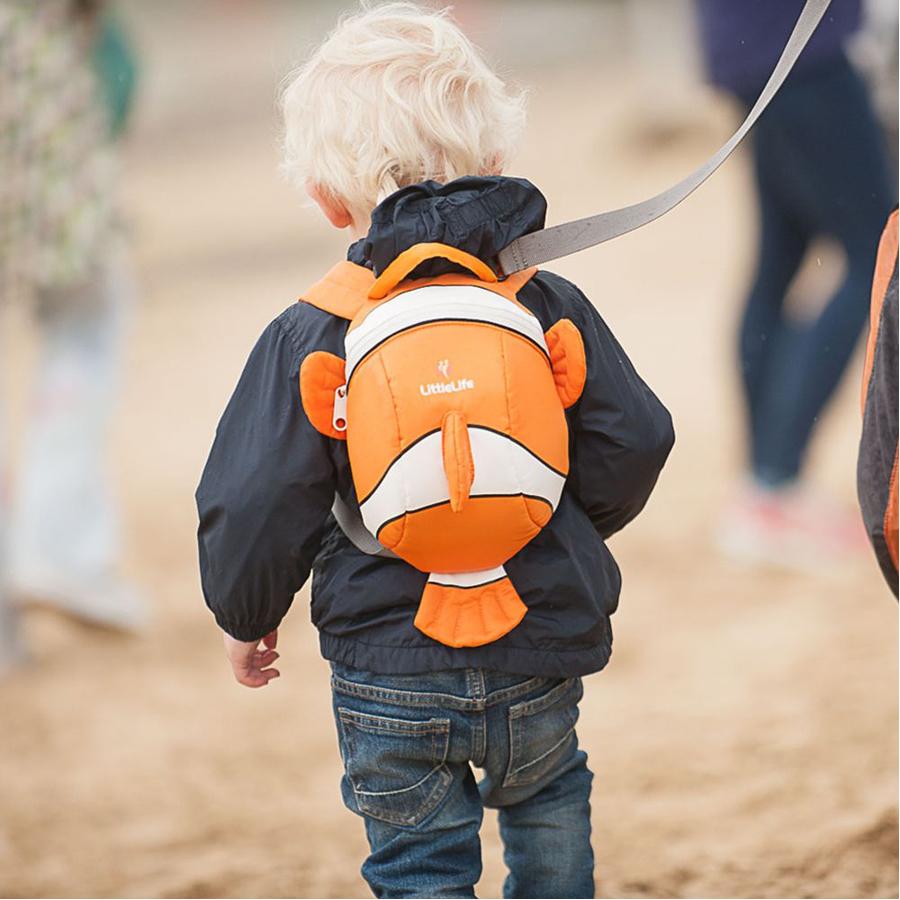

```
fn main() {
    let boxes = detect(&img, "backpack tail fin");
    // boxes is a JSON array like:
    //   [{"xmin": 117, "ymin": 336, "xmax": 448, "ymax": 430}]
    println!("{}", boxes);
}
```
[
  {"xmin": 441, "ymin": 411, "xmax": 475, "ymax": 513},
  {"xmin": 414, "ymin": 567, "xmax": 527, "ymax": 647}
]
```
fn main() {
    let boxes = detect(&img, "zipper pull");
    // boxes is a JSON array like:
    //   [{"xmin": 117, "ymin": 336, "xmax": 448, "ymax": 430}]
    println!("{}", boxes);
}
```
[{"xmin": 333, "ymin": 384, "xmax": 348, "ymax": 432}]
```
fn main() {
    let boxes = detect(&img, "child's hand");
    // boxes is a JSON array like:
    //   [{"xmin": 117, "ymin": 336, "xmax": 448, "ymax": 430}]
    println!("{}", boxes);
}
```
[{"xmin": 222, "ymin": 629, "xmax": 280, "ymax": 688}]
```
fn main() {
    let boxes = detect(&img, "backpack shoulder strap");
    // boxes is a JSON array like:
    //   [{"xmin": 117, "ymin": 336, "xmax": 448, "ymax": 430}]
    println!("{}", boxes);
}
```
[
  {"xmin": 499, "ymin": 266, "xmax": 538, "ymax": 299},
  {"xmin": 300, "ymin": 260, "xmax": 375, "ymax": 321},
  {"xmin": 300, "ymin": 250, "xmax": 538, "ymax": 322}
]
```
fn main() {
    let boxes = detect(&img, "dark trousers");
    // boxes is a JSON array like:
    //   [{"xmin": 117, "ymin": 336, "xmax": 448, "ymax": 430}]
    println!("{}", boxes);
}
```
[{"xmin": 737, "ymin": 52, "xmax": 895, "ymax": 486}]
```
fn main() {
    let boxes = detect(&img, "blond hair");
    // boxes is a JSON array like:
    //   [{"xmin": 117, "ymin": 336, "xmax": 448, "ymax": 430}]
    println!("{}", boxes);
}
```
[{"xmin": 280, "ymin": 2, "xmax": 526, "ymax": 225}]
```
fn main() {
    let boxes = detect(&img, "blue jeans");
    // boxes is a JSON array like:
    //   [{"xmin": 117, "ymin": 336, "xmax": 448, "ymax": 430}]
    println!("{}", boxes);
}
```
[
  {"xmin": 330, "ymin": 664, "xmax": 594, "ymax": 899},
  {"xmin": 736, "ymin": 53, "xmax": 895, "ymax": 485}
]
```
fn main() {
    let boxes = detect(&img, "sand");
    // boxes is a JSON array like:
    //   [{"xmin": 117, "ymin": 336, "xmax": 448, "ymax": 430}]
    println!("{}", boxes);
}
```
[{"xmin": 1, "ymin": 3, "xmax": 896, "ymax": 897}]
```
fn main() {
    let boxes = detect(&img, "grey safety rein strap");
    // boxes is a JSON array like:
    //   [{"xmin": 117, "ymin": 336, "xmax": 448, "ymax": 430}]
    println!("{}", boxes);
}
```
[
  {"xmin": 497, "ymin": 0, "xmax": 832, "ymax": 275},
  {"xmin": 336, "ymin": 0, "xmax": 831, "ymax": 557},
  {"xmin": 333, "ymin": 492, "xmax": 398, "ymax": 558}
]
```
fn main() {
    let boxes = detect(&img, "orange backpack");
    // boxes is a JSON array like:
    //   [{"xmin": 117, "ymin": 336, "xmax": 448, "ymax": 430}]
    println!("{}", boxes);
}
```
[{"xmin": 299, "ymin": 243, "xmax": 586, "ymax": 648}]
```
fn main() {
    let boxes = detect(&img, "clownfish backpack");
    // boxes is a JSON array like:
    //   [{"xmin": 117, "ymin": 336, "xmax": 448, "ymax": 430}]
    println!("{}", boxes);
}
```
[
  {"xmin": 298, "ymin": 0, "xmax": 831, "ymax": 649},
  {"xmin": 300, "ymin": 243, "xmax": 586, "ymax": 649}
]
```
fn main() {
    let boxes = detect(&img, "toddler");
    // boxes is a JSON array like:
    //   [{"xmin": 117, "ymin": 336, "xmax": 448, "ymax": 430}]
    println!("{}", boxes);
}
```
[{"xmin": 197, "ymin": 5, "xmax": 674, "ymax": 897}]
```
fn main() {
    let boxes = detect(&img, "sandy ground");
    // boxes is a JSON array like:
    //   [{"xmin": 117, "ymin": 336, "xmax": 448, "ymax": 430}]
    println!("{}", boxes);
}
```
[{"xmin": 1, "ymin": 3, "xmax": 897, "ymax": 898}]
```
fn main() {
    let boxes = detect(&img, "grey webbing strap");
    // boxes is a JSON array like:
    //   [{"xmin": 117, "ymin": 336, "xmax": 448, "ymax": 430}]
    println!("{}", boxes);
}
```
[
  {"xmin": 332, "ymin": 492, "xmax": 398, "ymax": 558},
  {"xmin": 497, "ymin": 0, "xmax": 832, "ymax": 275}
]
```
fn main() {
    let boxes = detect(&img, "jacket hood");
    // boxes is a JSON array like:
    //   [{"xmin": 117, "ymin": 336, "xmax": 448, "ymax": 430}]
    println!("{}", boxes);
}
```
[{"xmin": 347, "ymin": 176, "xmax": 547, "ymax": 278}]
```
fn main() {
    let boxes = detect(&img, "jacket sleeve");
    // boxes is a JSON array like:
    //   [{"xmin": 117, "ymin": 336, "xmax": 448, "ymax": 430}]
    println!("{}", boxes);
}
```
[
  {"xmin": 560, "ymin": 278, "xmax": 675, "ymax": 539},
  {"xmin": 196, "ymin": 313, "xmax": 336, "ymax": 641}
]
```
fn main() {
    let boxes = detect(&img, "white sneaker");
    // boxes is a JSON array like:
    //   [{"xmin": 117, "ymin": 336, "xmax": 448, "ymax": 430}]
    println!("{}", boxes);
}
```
[{"xmin": 10, "ymin": 569, "xmax": 148, "ymax": 633}]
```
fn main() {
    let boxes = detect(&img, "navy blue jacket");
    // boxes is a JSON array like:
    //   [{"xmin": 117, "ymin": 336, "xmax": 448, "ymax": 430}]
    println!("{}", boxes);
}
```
[
  {"xmin": 696, "ymin": 0, "xmax": 861, "ymax": 99},
  {"xmin": 196, "ymin": 177, "xmax": 674, "ymax": 677}
]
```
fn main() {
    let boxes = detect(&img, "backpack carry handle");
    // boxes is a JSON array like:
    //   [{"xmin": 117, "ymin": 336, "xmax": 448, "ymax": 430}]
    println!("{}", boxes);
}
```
[{"xmin": 368, "ymin": 242, "xmax": 498, "ymax": 300}]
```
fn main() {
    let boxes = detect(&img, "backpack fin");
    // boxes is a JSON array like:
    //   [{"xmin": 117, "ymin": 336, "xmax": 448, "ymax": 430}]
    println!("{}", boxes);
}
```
[
  {"xmin": 414, "ymin": 567, "xmax": 527, "ymax": 647},
  {"xmin": 299, "ymin": 351, "xmax": 347, "ymax": 440},
  {"xmin": 545, "ymin": 318, "xmax": 586, "ymax": 409},
  {"xmin": 441, "ymin": 411, "xmax": 474, "ymax": 513}
]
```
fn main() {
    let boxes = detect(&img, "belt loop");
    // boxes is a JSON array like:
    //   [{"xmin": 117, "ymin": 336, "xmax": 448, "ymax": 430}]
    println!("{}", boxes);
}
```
[{"xmin": 465, "ymin": 668, "xmax": 486, "ymax": 703}]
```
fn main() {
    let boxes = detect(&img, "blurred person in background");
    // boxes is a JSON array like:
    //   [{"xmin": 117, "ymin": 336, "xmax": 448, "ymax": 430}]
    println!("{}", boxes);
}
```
[
  {"xmin": 695, "ymin": 0, "xmax": 896, "ymax": 569},
  {"xmin": 0, "ymin": 0, "xmax": 143, "ymax": 672}
]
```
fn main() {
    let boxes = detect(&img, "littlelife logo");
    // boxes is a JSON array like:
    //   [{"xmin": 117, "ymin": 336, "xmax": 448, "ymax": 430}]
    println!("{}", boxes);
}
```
[{"xmin": 419, "ymin": 378, "xmax": 475, "ymax": 397}]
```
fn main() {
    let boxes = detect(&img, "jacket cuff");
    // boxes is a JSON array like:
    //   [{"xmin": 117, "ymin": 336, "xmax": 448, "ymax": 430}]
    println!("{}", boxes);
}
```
[{"xmin": 214, "ymin": 613, "xmax": 282, "ymax": 643}]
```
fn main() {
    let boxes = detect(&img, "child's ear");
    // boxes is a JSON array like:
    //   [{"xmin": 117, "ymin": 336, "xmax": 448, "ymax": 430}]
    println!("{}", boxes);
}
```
[{"xmin": 306, "ymin": 181, "xmax": 354, "ymax": 230}]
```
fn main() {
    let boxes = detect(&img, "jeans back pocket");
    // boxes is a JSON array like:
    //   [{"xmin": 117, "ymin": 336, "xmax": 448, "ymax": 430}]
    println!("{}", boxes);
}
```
[
  {"xmin": 503, "ymin": 677, "xmax": 582, "ymax": 788},
  {"xmin": 337, "ymin": 707, "xmax": 453, "ymax": 827}
]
